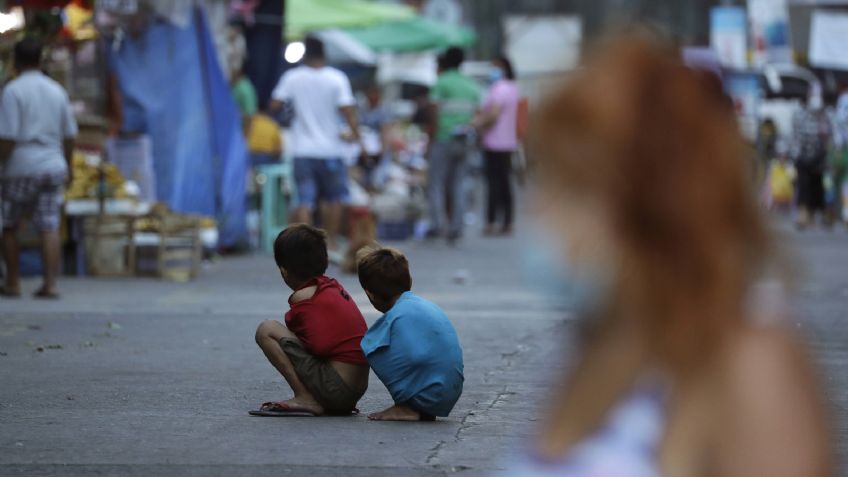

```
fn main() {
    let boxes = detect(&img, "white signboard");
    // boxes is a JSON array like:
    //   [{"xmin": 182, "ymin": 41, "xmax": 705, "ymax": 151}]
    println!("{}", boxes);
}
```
[
  {"xmin": 503, "ymin": 15, "xmax": 582, "ymax": 76},
  {"xmin": 809, "ymin": 10, "xmax": 848, "ymax": 71}
]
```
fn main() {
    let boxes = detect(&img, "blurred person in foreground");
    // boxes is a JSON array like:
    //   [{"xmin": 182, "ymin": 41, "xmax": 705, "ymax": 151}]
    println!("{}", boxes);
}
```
[
  {"xmin": 269, "ymin": 36, "xmax": 365, "ymax": 253},
  {"xmin": 791, "ymin": 87, "xmax": 832, "ymax": 229},
  {"xmin": 500, "ymin": 35, "xmax": 831, "ymax": 476},
  {"xmin": 0, "ymin": 38, "xmax": 77, "ymax": 299},
  {"xmin": 472, "ymin": 55, "xmax": 520, "ymax": 236},
  {"xmin": 426, "ymin": 46, "xmax": 481, "ymax": 244}
]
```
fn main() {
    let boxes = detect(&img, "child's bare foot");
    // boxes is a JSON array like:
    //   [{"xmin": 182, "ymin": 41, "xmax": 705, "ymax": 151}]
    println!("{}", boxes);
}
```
[
  {"xmin": 261, "ymin": 396, "xmax": 324, "ymax": 416},
  {"xmin": 368, "ymin": 404, "xmax": 435, "ymax": 421}
]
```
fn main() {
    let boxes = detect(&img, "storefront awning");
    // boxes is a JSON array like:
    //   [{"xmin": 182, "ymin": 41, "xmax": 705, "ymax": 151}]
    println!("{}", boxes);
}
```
[
  {"xmin": 344, "ymin": 16, "xmax": 475, "ymax": 52},
  {"xmin": 286, "ymin": 0, "xmax": 414, "ymax": 40}
]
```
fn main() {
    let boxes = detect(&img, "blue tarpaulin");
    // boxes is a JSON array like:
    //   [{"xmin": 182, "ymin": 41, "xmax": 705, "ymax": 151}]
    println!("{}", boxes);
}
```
[{"xmin": 109, "ymin": 8, "xmax": 247, "ymax": 248}]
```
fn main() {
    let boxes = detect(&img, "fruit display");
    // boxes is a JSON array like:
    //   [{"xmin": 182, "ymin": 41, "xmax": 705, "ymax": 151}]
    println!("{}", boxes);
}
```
[
  {"xmin": 134, "ymin": 202, "xmax": 216, "ymax": 234},
  {"xmin": 65, "ymin": 152, "xmax": 136, "ymax": 200}
]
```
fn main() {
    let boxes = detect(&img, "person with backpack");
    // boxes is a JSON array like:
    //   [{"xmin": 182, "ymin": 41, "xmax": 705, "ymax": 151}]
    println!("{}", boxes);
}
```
[{"xmin": 790, "ymin": 92, "xmax": 832, "ymax": 229}]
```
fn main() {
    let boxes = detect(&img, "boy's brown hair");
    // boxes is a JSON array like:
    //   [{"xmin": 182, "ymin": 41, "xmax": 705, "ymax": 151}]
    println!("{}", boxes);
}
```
[
  {"xmin": 274, "ymin": 224, "xmax": 328, "ymax": 279},
  {"xmin": 357, "ymin": 247, "xmax": 412, "ymax": 302}
]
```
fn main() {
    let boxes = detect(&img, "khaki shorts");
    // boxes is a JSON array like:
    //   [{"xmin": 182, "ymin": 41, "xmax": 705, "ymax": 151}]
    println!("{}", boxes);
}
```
[{"xmin": 279, "ymin": 338, "xmax": 366, "ymax": 414}]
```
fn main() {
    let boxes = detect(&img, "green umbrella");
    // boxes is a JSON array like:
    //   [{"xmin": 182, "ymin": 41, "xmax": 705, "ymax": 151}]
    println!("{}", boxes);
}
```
[
  {"xmin": 345, "ymin": 16, "xmax": 476, "ymax": 52},
  {"xmin": 286, "ymin": 0, "xmax": 415, "ymax": 40}
]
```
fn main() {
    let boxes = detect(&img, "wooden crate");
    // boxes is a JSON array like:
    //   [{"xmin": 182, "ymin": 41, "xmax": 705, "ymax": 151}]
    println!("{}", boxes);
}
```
[{"xmin": 135, "ymin": 215, "xmax": 202, "ymax": 281}]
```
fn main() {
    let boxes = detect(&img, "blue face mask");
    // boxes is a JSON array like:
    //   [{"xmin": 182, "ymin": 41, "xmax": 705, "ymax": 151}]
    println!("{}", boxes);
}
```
[
  {"xmin": 521, "ymin": 232, "xmax": 610, "ymax": 314},
  {"xmin": 488, "ymin": 67, "xmax": 504, "ymax": 85}
]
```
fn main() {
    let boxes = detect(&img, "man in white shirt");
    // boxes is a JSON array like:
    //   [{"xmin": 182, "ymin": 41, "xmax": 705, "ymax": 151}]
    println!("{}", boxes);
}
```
[
  {"xmin": 0, "ymin": 38, "xmax": 77, "ymax": 298},
  {"xmin": 270, "ymin": 37, "xmax": 363, "ymax": 251}
]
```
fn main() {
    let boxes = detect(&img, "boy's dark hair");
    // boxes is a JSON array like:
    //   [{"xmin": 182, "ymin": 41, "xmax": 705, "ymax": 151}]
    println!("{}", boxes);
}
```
[
  {"xmin": 357, "ymin": 247, "xmax": 412, "ymax": 303},
  {"xmin": 442, "ymin": 46, "xmax": 464, "ymax": 71},
  {"xmin": 274, "ymin": 224, "xmax": 328, "ymax": 279},
  {"xmin": 303, "ymin": 36, "xmax": 326, "ymax": 61},
  {"xmin": 14, "ymin": 37, "xmax": 43, "ymax": 70}
]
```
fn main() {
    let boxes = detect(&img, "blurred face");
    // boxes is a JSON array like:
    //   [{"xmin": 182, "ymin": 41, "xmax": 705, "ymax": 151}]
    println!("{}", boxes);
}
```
[
  {"xmin": 366, "ymin": 88, "xmax": 380, "ymax": 107},
  {"xmin": 488, "ymin": 61, "xmax": 505, "ymax": 83},
  {"xmin": 531, "ymin": 186, "xmax": 618, "ymax": 284}
]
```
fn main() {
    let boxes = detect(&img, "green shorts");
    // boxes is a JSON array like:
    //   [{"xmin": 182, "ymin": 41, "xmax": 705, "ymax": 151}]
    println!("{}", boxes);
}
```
[{"xmin": 279, "ymin": 338, "xmax": 366, "ymax": 414}]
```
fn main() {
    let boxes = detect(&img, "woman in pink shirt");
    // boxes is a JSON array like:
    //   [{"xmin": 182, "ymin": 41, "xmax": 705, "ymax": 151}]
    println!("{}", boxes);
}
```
[{"xmin": 474, "ymin": 56, "xmax": 520, "ymax": 236}]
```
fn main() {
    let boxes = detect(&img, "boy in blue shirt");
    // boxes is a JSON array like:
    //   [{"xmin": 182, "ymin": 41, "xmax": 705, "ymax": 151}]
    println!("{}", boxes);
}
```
[{"xmin": 357, "ymin": 247, "xmax": 464, "ymax": 421}]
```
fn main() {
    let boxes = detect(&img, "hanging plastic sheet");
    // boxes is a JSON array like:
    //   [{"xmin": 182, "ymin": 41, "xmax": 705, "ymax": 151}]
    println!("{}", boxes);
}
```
[
  {"xmin": 195, "ymin": 7, "xmax": 248, "ymax": 249},
  {"xmin": 109, "ymin": 7, "xmax": 247, "ymax": 247}
]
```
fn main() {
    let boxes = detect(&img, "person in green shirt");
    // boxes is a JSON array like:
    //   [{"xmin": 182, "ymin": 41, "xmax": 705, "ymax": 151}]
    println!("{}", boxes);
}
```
[
  {"xmin": 427, "ymin": 47, "xmax": 481, "ymax": 243},
  {"xmin": 231, "ymin": 68, "xmax": 257, "ymax": 133}
]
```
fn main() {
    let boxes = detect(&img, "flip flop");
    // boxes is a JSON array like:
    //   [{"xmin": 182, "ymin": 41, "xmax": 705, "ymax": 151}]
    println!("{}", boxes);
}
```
[
  {"xmin": 33, "ymin": 288, "xmax": 60, "ymax": 300},
  {"xmin": 249, "ymin": 401, "xmax": 319, "ymax": 417},
  {"xmin": 0, "ymin": 286, "xmax": 21, "ymax": 298}
]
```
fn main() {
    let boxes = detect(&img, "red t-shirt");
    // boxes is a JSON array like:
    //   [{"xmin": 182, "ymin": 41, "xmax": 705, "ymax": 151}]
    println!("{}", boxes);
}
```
[{"xmin": 284, "ymin": 276, "xmax": 368, "ymax": 365}]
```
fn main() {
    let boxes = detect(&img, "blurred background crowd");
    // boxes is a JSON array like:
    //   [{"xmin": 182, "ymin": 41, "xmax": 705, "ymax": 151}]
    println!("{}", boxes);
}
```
[{"xmin": 0, "ymin": 0, "xmax": 846, "ymax": 283}]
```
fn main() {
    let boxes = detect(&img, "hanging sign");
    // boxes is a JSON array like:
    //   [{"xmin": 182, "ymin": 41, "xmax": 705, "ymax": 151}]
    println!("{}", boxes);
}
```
[
  {"xmin": 748, "ymin": 0, "xmax": 793, "ymax": 66},
  {"xmin": 710, "ymin": 6, "xmax": 748, "ymax": 68}
]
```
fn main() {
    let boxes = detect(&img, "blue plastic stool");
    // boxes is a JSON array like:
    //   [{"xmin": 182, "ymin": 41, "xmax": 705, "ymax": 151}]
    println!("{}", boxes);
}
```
[{"xmin": 257, "ymin": 162, "xmax": 296, "ymax": 253}]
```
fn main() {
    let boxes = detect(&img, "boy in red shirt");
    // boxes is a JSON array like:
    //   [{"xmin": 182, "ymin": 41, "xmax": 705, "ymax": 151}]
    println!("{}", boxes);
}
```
[{"xmin": 252, "ymin": 224, "xmax": 369, "ymax": 416}]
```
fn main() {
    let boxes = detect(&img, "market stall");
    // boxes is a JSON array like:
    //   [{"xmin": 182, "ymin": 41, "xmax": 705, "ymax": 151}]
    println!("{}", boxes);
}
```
[{"xmin": 1, "ymin": 1, "xmax": 240, "ymax": 280}]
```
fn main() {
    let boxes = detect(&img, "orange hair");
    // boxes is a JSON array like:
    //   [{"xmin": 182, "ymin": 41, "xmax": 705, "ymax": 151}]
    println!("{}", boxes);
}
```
[{"xmin": 530, "ymin": 35, "xmax": 770, "ymax": 370}]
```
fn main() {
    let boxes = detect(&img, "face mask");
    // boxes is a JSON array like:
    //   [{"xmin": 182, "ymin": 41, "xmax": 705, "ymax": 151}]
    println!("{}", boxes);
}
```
[
  {"xmin": 520, "ymin": 231, "xmax": 611, "ymax": 315},
  {"xmin": 488, "ymin": 67, "xmax": 504, "ymax": 85}
]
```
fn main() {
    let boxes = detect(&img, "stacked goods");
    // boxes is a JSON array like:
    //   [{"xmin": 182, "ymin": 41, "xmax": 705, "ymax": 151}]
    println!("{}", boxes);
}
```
[{"xmin": 65, "ymin": 152, "xmax": 136, "ymax": 200}]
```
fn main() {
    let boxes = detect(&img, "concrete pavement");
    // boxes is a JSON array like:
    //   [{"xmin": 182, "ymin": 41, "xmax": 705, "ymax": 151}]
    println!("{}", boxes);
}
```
[{"xmin": 0, "ymin": 222, "xmax": 846, "ymax": 475}]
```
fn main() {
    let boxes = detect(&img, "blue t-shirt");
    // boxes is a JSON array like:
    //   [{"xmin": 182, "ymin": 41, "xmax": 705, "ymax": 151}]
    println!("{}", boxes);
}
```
[{"xmin": 360, "ymin": 291, "xmax": 464, "ymax": 417}]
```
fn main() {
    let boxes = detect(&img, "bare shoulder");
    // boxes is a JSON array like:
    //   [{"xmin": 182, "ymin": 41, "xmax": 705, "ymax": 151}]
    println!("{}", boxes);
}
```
[
  {"xmin": 290, "ymin": 285, "xmax": 318, "ymax": 304},
  {"xmin": 713, "ymin": 323, "xmax": 832, "ymax": 476}
]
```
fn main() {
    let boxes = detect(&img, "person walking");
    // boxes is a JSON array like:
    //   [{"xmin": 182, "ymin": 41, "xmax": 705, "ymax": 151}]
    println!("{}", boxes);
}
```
[
  {"xmin": 473, "ymin": 55, "xmax": 520, "ymax": 236},
  {"xmin": 269, "ymin": 36, "xmax": 364, "ymax": 253},
  {"xmin": 832, "ymin": 85, "xmax": 848, "ymax": 224},
  {"xmin": 0, "ymin": 38, "xmax": 77, "ymax": 298},
  {"xmin": 427, "ymin": 47, "xmax": 481, "ymax": 243},
  {"xmin": 357, "ymin": 83, "xmax": 392, "ymax": 189},
  {"xmin": 791, "ymin": 91, "xmax": 831, "ymax": 229}
]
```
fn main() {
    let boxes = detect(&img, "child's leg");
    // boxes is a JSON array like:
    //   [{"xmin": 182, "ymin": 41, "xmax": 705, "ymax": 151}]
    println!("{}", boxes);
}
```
[{"xmin": 254, "ymin": 320, "xmax": 323, "ymax": 414}]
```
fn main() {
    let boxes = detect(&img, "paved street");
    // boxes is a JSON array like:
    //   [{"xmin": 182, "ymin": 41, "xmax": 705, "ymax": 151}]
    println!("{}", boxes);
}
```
[{"xmin": 0, "ymin": 221, "xmax": 846, "ymax": 476}]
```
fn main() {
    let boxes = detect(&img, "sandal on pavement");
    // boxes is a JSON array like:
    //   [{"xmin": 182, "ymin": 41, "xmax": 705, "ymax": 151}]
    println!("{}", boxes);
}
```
[{"xmin": 249, "ymin": 401, "xmax": 319, "ymax": 417}]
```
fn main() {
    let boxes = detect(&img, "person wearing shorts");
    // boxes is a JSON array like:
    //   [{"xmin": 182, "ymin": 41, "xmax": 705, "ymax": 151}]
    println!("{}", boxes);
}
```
[
  {"xmin": 269, "ymin": 36, "xmax": 364, "ymax": 251},
  {"xmin": 277, "ymin": 338, "xmax": 367, "ymax": 413},
  {"xmin": 253, "ymin": 224, "xmax": 369, "ymax": 416},
  {"xmin": 0, "ymin": 38, "xmax": 77, "ymax": 298}
]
